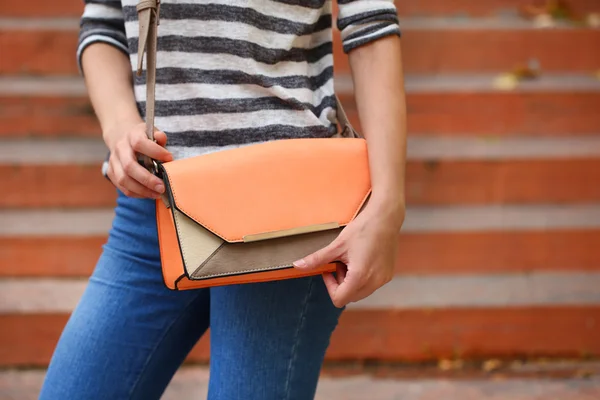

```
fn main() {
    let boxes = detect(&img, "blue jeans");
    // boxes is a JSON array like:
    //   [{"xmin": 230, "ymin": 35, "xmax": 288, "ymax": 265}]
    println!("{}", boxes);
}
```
[{"xmin": 39, "ymin": 192, "xmax": 343, "ymax": 400}]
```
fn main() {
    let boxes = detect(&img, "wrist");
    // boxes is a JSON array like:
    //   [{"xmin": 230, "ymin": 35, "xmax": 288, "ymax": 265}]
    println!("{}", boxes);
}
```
[
  {"xmin": 369, "ymin": 190, "xmax": 406, "ymax": 228},
  {"xmin": 102, "ymin": 115, "xmax": 143, "ymax": 150}
]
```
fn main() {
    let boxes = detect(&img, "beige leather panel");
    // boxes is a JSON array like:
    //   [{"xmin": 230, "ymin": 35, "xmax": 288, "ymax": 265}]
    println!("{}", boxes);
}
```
[
  {"xmin": 172, "ymin": 208, "xmax": 224, "ymax": 277},
  {"xmin": 190, "ymin": 228, "xmax": 342, "ymax": 280}
]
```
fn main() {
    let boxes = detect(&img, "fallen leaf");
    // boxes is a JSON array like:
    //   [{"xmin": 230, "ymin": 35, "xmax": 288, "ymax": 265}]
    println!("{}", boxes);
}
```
[
  {"xmin": 533, "ymin": 13, "xmax": 556, "ymax": 28},
  {"xmin": 587, "ymin": 13, "xmax": 600, "ymax": 28},
  {"xmin": 483, "ymin": 359, "xmax": 503, "ymax": 372},
  {"xmin": 438, "ymin": 359, "xmax": 464, "ymax": 371},
  {"xmin": 493, "ymin": 73, "xmax": 519, "ymax": 91},
  {"xmin": 574, "ymin": 369, "xmax": 594, "ymax": 379}
]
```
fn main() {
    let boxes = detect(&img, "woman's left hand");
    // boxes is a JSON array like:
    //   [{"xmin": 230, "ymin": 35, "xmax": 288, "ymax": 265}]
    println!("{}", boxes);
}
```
[{"xmin": 293, "ymin": 200, "xmax": 404, "ymax": 308}]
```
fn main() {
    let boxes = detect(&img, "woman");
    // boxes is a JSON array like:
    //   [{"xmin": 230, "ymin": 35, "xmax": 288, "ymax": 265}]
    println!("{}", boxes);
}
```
[{"xmin": 40, "ymin": 0, "xmax": 406, "ymax": 398}]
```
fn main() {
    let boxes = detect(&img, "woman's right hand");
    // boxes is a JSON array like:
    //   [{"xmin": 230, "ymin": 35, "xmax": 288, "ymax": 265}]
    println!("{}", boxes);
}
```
[{"xmin": 104, "ymin": 121, "xmax": 173, "ymax": 199}]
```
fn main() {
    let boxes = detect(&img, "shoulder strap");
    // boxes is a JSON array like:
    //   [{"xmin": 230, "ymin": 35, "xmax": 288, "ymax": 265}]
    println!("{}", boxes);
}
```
[{"xmin": 135, "ymin": 0, "xmax": 360, "ymax": 142}]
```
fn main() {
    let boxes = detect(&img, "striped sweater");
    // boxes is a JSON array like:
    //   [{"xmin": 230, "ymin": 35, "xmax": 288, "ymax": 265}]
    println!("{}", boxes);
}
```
[{"xmin": 78, "ymin": 0, "xmax": 401, "ymax": 160}]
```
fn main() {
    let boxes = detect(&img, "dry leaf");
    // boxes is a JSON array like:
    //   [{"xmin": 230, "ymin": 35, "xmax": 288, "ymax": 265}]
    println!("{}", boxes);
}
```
[
  {"xmin": 533, "ymin": 13, "xmax": 556, "ymax": 28},
  {"xmin": 587, "ymin": 13, "xmax": 600, "ymax": 28},
  {"xmin": 493, "ymin": 73, "xmax": 519, "ymax": 91},
  {"xmin": 574, "ymin": 369, "xmax": 594, "ymax": 379},
  {"xmin": 483, "ymin": 359, "xmax": 503, "ymax": 372},
  {"xmin": 438, "ymin": 359, "xmax": 464, "ymax": 371}
]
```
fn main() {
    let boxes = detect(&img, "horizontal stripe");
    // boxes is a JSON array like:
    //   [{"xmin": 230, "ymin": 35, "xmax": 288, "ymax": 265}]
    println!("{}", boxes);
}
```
[
  {"xmin": 81, "ymin": 3, "xmax": 123, "ymax": 20},
  {"xmin": 270, "ymin": 0, "xmax": 325, "ymax": 9},
  {"xmin": 0, "ymin": 140, "xmax": 108, "ymax": 164},
  {"xmin": 338, "ymin": 0, "xmax": 397, "ymax": 19},
  {"xmin": 4, "ymin": 308, "xmax": 600, "ymax": 366},
  {"xmin": 77, "ymin": 35, "xmax": 129, "ymax": 70},
  {"xmin": 134, "ymin": 80, "xmax": 334, "ymax": 103},
  {"xmin": 79, "ymin": 27, "xmax": 127, "ymax": 42},
  {"xmin": 340, "ymin": 11, "xmax": 399, "ymax": 32},
  {"xmin": 152, "ymin": 108, "xmax": 331, "ymax": 133},
  {"xmin": 122, "ymin": 3, "xmax": 332, "ymax": 36},
  {"xmin": 166, "ymin": 124, "xmax": 334, "ymax": 147},
  {"xmin": 3, "ymin": 205, "xmax": 600, "ymax": 237},
  {"xmin": 134, "ymin": 67, "xmax": 334, "ymax": 90},
  {"xmin": 129, "ymin": 36, "xmax": 331, "ymax": 65},
  {"xmin": 5, "ymin": 159, "xmax": 600, "ymax": 208},
  {"xmin": 3, "ymin": 272, "xmax": 600, "ymax": 313},
  {"xmin": 399, "ymin": 16, "xmax": 587, "ymax": 30},
  {"xmin": 5, "ymin": 74, "xmax": 599, "ymax": 98},
  {"xmin": 3, "ymin": 231, "xmax": 600, "ymax": 277},
  {"xmin": 1, "ymin": 16, "xmax": 594, "ymax": 31},
  {"xmin": 132, "ymin": 52, "xmax": 334, "ymax": 80},
  {"xmin": 0, "ymin": 210, "xmax": 114, "ymax": 236},
  {"xmin": 0, "ymin": 17, "xmax": 79, "ymax": 30},
  {"xmin": 128, "ymin": 0, "xmax": 329, "ymax": 24},
  {"xmin": 403, "ymin": 204, "xmax": 600, "ymax": 232},
  {"xmin": 407, "ymin": 136, "xmax": 600, "ymax": 160},
  {"xmin": 3, "ymin": 367, "xmax": 599, "ymax": 400},
  {"xmin": 343, "ymin": 24, "xmax": 401, "ymax": 52},
  {"xmin": 342, "ymin": 20, "xmax": 395, "ymax": 42},
  {"xmin": 352, "ymin": 272, "xmax": 600, "ymax": 309},
  {"xmin": 5, "ymin": 135, "xmax": 600, "ymax": 165},
  {"xmin": 138, "ymin": 94, "xmax": 335, "ymax": 118},
  {"xmin": 124, "ymin": 19, "xmax": 332, "ymax": 51}
]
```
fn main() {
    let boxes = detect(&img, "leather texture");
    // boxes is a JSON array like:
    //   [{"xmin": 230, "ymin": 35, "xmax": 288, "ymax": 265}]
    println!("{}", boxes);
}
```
[
  {"xmin": 191, "ymin": 229, "xmax": 343, "ymax": 280},
  {"xmin": 161, "ymin": 138, "xmax": 371, "ymax": 243},
  {"xmin": 139, "ymin": 0, "xmax": 370, "ymax": 290}
]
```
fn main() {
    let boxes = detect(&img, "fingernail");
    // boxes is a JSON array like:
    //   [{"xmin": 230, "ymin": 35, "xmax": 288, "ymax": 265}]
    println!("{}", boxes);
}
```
[
  {"xmin": 293, "ymin": 259, "xmax": 306, "ymax": 268},
  {"xmin": 154, "ymin": 184, "xmax": 164, "ymax": 193}
]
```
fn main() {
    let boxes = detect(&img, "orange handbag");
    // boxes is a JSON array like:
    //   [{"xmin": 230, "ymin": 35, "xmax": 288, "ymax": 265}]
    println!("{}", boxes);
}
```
[{"xmin": 136, "ymin": 0, "xmax": 371, "ymax": 290}]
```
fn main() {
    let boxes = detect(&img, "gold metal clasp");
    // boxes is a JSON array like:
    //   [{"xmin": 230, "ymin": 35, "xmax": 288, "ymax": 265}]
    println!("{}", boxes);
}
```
[{"xmin": 243, "ymin": 222, "xmax": 340, "ymax": 243}]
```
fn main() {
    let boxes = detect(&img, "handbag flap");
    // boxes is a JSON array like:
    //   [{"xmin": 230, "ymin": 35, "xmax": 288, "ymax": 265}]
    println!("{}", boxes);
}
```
[{"xmin": 161, "ymin": 138, "xmax": 371, "ymax": 243}]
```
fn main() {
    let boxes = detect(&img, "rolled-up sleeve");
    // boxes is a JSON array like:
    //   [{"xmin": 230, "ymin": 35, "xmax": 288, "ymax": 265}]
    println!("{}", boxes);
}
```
[
  {"xmin": 77, "ymin": 0, "xmax": 129, "ymax": 72},
  {"xmin": 337, "ymin": 0, "xmax": 401, "ymax": 53}
]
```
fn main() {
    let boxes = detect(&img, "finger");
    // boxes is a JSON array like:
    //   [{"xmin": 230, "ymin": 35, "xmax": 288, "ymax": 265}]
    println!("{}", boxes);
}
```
[
  {"xmin": 111, "ymin": 157, "xmax": 160, "ymax": 199},
  {"xmin": 293, "ymin": 240, "xmax": 342, "ymax": 270},
  {"xmin": 322, "ymin": 272, "xmax": 340, "ymax": 304},
  {"xmin": 118, "ymin": 146, "xmax": 165, "ymax": 194},
  {"xmin": 330, "ymin": 277, "xmax": 360, "ymax": 308},
  {"xmin": 335, "ymin": 262, "xmax": 347, "ymax": 285},
  {"xmin": 154, "ymin": 130, "xmax": 168, "ymax": 147},
  {"xmin": 130, "ymin": 129, "xmax": 173, "ymax": 162},
  {"xmin": 329, "ymin": 264, "xmax": 367, "ymax": 308},
  {"xmin": 321, "ymin": 263, "xmax": 347, "ymax": 308}
]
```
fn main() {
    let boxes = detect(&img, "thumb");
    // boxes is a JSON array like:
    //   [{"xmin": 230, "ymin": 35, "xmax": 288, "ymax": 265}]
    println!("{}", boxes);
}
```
[{"xmin": 293, "ymin": 241, "xmax": 341, "ymax": 270}]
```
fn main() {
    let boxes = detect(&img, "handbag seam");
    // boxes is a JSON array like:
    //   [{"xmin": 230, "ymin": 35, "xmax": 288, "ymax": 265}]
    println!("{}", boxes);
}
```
[
  {"xmin": 191, "ymin": 263, "xmax": 294, "ymax": 280},
  {"xmin": 190, "ymin": 241, "xmax": 226, "ymax": 278},
  {"xmin": 171, "ymin": 206, "xmax": 192, "ymax": 274},
  {"xmin": 164, "ymin": 168, "xmax": 231, "ymax": 242},
  {"xmin": 283, "ymin": 277, "xmax": 314, "ymax": 399}
]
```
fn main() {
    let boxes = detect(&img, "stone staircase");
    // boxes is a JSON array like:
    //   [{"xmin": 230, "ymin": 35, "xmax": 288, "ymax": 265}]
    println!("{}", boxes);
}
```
[{"xmin": 1, "ymin": 0, "xmax": 600, "ymax": 398}]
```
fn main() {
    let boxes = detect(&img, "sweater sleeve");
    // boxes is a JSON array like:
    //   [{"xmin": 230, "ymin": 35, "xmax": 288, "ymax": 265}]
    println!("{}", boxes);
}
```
[
  {"xmin": 336, "ymin": 0, "xmax": 401, "ymax": 53},
  {"xmin": 77, "ymin": 0, "xmax": 129, "ymax": 72}
]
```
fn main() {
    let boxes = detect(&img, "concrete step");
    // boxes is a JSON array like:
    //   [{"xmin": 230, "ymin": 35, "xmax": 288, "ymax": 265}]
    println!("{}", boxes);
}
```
[
  {"xmin": 2, "ymin": 273, "xmax": 600, "ymax": 366},
  {"xmin": 2, "ymin": 364, "xmax": 600, "ymax": 400},
  {"xmin": 3, "ymin": 229, "xmax": 600, "ymax": 278},
  {"xmin": 3, "ymin": 137, "xmax": 600, "ymax": 207},
  {"xmin": 2, "ymin": 205, "xmax": 600, "ymax": 277},
  {"xmin": 2, "ymin": 17, "xmax": 599, "ymax": 76},
  {"xmin": 3, "ymin": 0, "xmax": 599, "ymax": 18},
  {"xmin": 2, "ymin": 74, "xmax": 600, "ymax": 137}
]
